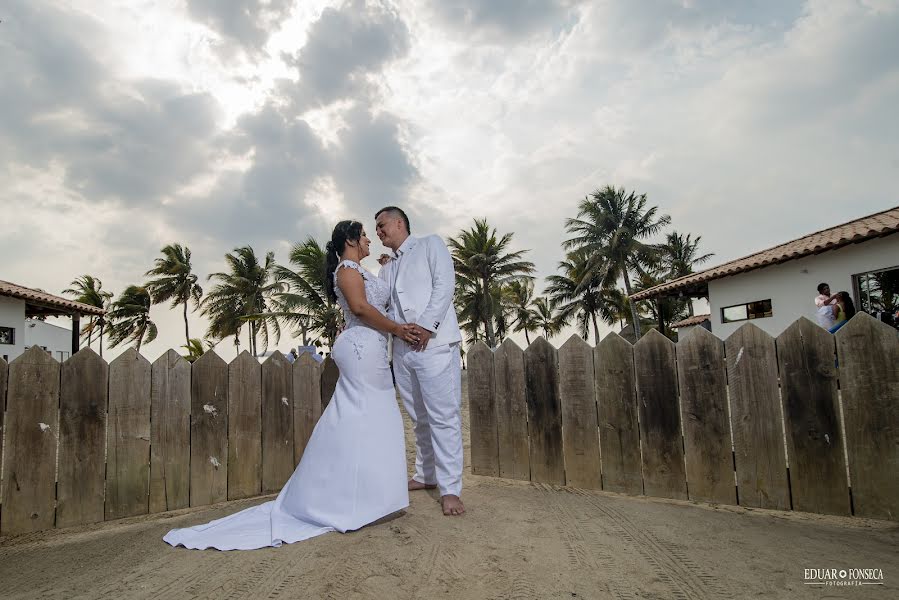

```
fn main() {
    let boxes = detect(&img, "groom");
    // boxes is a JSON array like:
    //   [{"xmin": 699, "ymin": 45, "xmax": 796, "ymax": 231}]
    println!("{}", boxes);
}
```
[{"xmin": 375, "ymin": 206, "xmax": 465, "ymax": 516}]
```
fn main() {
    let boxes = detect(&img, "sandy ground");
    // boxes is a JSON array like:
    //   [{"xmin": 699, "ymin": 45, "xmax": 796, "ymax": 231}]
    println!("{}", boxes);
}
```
[{"xmin": 1, "ymin": 379, "xmax": 897, "ymax": 599}]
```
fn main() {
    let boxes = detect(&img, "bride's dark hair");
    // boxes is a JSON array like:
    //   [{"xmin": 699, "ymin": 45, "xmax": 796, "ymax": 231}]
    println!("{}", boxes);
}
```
[{"xmin": 325, "ymin": 220, "xmax": 364, "ymax": 302}]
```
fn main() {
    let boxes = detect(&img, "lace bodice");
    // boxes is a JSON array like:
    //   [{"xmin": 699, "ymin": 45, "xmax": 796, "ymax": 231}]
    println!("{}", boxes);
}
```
[{"xmin": 333, "ymin": 260, "xmax": 390, "ymax": 331}]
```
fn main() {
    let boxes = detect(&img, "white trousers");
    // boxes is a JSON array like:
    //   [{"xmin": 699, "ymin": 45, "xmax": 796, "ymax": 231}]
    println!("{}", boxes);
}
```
[{"xmin": 393, "ymin": 340, "xmax": 463, "ymax": 497}]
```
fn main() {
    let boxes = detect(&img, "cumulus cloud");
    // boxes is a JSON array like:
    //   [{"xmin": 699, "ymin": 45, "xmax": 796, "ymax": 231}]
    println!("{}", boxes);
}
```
[
  {"xmin": 282, "ymin": 0, "xmax": 410, "ymax": 109},
  {"xmin": 3, "ymin": 0, "xmax": 897, "ymax": 359},
  {"xmin": 424, "ymin": 0, "xmax": 584, "ymax": 41},
  {"xmin": 185, "ymin": 0, "xmax": 295, "ymax": 57},
  {"xmin": 0, "ymin": 1, "xmax": 222, "ymax": 206}
]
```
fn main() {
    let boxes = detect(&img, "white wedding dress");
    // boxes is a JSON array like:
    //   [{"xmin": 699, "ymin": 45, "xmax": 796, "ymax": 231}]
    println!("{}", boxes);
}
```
[{"xmin": 164, "ymin": 260, "xmax": 409, "ymax": 550}]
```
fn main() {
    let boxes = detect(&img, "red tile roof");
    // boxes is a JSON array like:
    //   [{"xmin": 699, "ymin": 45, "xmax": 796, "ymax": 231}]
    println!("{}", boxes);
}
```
[
  {"xmin": 0, "ymin": 280, "xmax": 106, "ymax": 315},
  {"xmin": 631, "ymin": 205, "xmax": 899, "ymax": 301},
  {"xmin": 670, "ymin": 314, "xmax": 710, "ymax": 329}
]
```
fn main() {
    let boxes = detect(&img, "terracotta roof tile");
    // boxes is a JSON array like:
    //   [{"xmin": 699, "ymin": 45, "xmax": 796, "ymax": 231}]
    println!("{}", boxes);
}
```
[
  {"xmin": 0, "ymin": 280, "xmax": 106, "ymax": 316},
  {"xmin": 631, "ymin": 206, "xmax": 899, "ymax": 301},
  {"xmin": 670, "ymin": 314, "xmax": 710, "ymax": 329}
]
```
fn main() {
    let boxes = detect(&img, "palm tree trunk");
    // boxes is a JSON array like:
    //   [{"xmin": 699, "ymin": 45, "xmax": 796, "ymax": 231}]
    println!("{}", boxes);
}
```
[
  {"xmin": 136, "ymin": 326, "xmax": 144, "ymax": 355},
  {"xmin": 524, "ymin": 330, "xmax": 531, "ymax": 345},
  {"xmin": 482, "ymin": 279, "xmax": 496, "ymax": 347},
  {"xmin": 86, "ymin": 316, "xmax": 94, "ymax": 349},
  {"xmin": 622, "ymin": 271, "xmax": 642, "ymax": 339},
  {"xmin": 591, "ymin": 311, "xmax": 600, "ymax": 344},
  {"xmin": 183, "ymin": 301, "xmax": 190, "ymax": 346}
]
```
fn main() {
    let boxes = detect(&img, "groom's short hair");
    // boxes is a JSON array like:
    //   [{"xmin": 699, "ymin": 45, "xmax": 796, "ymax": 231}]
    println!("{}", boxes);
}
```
[{"xmin": 375, "ymin": 206, "xmax": 411, "ymax": 234}]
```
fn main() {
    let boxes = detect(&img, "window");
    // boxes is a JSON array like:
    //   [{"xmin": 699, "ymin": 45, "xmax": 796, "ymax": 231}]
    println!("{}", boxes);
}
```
[
  {"xmin": 854, "ymin": 265, "xmax": 898, "ymax": 328},
  {"xmin": 0, "ymin": 326, "xmax": 14, "ymax": 345},
  {"xmin": 721, "ymin": 299, "xmax": 773, "ymax": 323},
  {"xmin": 58, "ymin": 351, "xmax": 70, "ymax": 361}
]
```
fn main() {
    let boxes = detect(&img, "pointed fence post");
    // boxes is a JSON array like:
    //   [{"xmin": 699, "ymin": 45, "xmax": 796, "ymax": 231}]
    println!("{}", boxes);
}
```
[
  {"xmin": 777, "ymin": 318, "xmax": 849, "ymax": 516},
  {"xmin": 0, "ymin": 357, "xmax": 7, "ymax": 512},
  {"xmin": 293, "ymin": 353, "xmax": 322, "ymax": 464},
  {"xmin": 106, "ymin": 348, "xmax": 151, "ymax": 520},
  {"xmin": 262, "ymin": 351, "xmax": 294, "ymax": 493},
  {"xmin": 494, "ymin": 339, "xmax": 529, "ymax": 481},
  {"xmin": 468, "ymin": 342, "xmax": 499, "ymax": 476},
  {"xmin": 150, "ymin": 350, "xmax": 191, "ymax": 513},
  {"xmin": 726, "ymin": 323, "xmax": 789, "ymax": 510},
  {"xmin": 634, "ymin": 329, "xmax": 687, "ymax": 500},
  {"xmin": 836, "ymin": 313, "xmax": 899, "ymax": 520},
  {"xmin": 1, "ymin": 347, "xmax": 60, "ymax": 535},
  {"xmin": 228, "ymin": 351, "xmax": 262, "ymax": 501},
  {"xmin": 524, "ymin": 337, "xmax": 564, "ymax": 485},
  {"xmin": 676, "ymin": 327, "xmax": 736, "ymax": 505},
  {"xmin": 58, "ymin": 349, "xmax": 108, "ymax": 527},
  {"xmin": 594, "ymin": 332, "xmax": 642, "ymax": 495},
  {"xmin": 559, "ymin": 335, "xmax": 600, "ymax": 489},
  {"xmin": 190, "ymin": 350, "xmax": 228, "ymax": 507}
]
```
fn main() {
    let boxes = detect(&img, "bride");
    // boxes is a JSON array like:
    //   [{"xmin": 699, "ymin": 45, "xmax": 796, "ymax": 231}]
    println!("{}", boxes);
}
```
[{"xmin": 164, "ymin": 220, "xmax": 419, "ymax": 550}]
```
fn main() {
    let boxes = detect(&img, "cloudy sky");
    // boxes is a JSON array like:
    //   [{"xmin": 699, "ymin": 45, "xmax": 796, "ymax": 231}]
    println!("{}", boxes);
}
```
[{"xmin": 2, "ymin": 0, "xmax": 897, "ymax": 360}]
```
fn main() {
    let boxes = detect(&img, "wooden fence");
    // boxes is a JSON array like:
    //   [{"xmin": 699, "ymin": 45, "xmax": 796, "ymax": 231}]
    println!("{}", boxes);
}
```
[
  {"xmin": 468, "ymin": 314, "xmax": 899, "ymax": 521},
  {"xmin": 0, "ymin": 348, "xmax": 338, "ymax": 536}
]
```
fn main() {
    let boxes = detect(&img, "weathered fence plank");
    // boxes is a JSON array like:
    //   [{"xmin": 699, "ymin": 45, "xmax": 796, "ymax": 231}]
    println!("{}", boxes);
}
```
[
  {"xmin": 836, "ymin": 313, "xmax": 899, "ymax": 520},
  {"xmin": 468, "ymin": 342, "xmax": 499, "ymax": 476},
  {"xmin": 321, "ymin": 357, "xmax": 339, "ymax": 410},
  {"xmin": 1, "ymin": 347, "xmax": 60, "ymax": 535},
  {"xmin": 190, "ymin": 350, "xmax": 228, "ymax": 507},
  {"xmin": 524, "ymin": 337, "xmax": 564, "ymax": 485},
  {"xmin": 294, "ymin": 353, "xmax": 322, "ymax": 464},
  {"xmin": 676, "ymin": 327, "xmax": 736, "ymax": 505},
  {"xmin": 227, "ymin": 351, "xmax": 262, "ymax": 500},
  {"xmin": 559, "ymin": 335, "xmax": 600, "ymax": 489},
  {"xmin": 57, "ymin": 349, "xmax": 108, "ymax": 528},
  {"xmin": 634, "ymin": 329, "xmax": 687, "ymax": 500},
  {"xmin": 0, "ymin": 357, "xmax": 7, "ymax": 510},
  {"xmin": 149, "ymin": 350, "xmax": 191, "ymax": 513},
  {"xmin": 106, "ymin": 348, "xmax": 151, "ymax": 520},
  {"xmin": 777, "ymin": 318, "xmax": 849, "ymax": 516},
  {"xmin": 594, "ymin": 333, "xmax": 642, "ymax": 495},
  {"xmin": 494, "ymin": 339, "xmax": 529, "ymax": 481},
  {"xmin": 726, "ymin": 323, "xmax": 790, "ymax": 510},
  {"xmin": 262, "ymin": 352, "xmax": 294, "ymax": 493}
]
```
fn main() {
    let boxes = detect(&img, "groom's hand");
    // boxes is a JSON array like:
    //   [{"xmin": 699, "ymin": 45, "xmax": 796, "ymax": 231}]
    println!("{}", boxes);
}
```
[{"xmin": 411, "ymin": 324, "xmax": 433, "ymax": 351}]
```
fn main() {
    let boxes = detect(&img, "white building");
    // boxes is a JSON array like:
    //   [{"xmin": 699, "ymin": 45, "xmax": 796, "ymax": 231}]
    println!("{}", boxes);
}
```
[
  {"xmin": 0, "ymin": 280, "xmax": 106, "ymax": 363},
  {"xmin": 632, "ymin": 206, "xmax": 899, "ymax": 339}
]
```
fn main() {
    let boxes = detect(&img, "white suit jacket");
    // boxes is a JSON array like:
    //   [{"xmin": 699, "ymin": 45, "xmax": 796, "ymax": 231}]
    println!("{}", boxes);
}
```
[{"xmin": 380, "ymin": 235, "xmax": 462, "ymax": 348}]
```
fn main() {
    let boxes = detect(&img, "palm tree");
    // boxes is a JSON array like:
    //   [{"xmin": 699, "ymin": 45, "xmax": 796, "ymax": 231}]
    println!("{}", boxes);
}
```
[
  {"xmin": 251, "ymin": 237, "xmax": 343, "ymax": 350},
  {"xmin": 504, "ymin": 279, "xmax": 540, "ymax": 345},
  {"xmin": 145, "ymin": 243, "xmax": 203, "ymax": 346},
  {"xmin": 532, "ymin": 296, "xmax": 566, "ymax": 340},
  {"xmin": 564, "ymin": 186, "xmax": 670, "ymax": 339},
  {"xmin": 181, "ymin": 337, "xmax": 214, "ymax": 362},
  {"xmin": 106, "ymin": 285, "xmax": 157, "ymax": 353},
  {"xmin": 62, "ymin": 275, "xmax": 113, "ymax": 355},
  {"xmin": 202, "ymin": 246, "xmax": 280, "ymax": 356},
  {"xmin": 660, "ymin": 231, "xmax": 713, "ymax": 317},
  {"xmin": 448, "ymin": 218, "xmax": 536, "ymax": 348},
  {"xmin": 546, "ymin": 253, "xmax": 623, "ymax": 343}
]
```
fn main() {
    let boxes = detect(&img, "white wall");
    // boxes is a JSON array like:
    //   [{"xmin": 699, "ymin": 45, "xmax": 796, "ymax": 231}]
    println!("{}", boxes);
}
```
[
  {"xmin": 708, "ymin": 234, "xmax": 899, "ymax": 339},
  {"xmin": 0, "ymin": 296, "xmax": 26, "ymax": 362},
  {"xmin": 24, "ymin": 319, "xmax": 74, "ymax": 362}
]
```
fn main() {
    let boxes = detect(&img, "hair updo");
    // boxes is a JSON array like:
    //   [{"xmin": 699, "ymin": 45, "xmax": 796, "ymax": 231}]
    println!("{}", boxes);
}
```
[{"xmin": 325, "ymin": 220, "xmax": 364, "ymax": 302}]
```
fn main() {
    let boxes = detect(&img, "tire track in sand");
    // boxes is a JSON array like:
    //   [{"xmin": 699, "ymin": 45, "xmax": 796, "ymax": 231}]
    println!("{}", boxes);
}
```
[{"xmin": 568, "ymin": 486, "xmax": 736, "ymax": 600}]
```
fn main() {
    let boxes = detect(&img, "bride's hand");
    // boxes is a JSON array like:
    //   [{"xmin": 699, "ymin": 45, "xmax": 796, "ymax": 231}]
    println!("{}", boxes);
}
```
[{"xmin": 394, "ymin": 323, "xmax": 419, "ymax": 345}]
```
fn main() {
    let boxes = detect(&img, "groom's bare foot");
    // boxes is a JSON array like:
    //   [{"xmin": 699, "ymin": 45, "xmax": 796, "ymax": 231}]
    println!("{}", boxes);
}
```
[
  {"xmin": 441, "ymin": 495, "xmax": 465, "ymax": 516},
  {"xmin": 408, "ymin": 478, "xmax": 437, "ymax": 491}
]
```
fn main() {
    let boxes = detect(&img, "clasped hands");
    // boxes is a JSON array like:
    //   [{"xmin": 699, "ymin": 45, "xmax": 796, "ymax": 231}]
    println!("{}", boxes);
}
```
[{"xmin": 396, "ymin": 323, "xmax": 432, "ymax": 351}]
